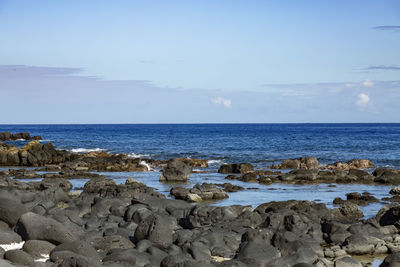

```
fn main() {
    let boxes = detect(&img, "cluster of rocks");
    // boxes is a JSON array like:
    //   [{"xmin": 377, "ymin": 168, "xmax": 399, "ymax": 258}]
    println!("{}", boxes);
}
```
[
  {"xmin": 0, "ymin": 132, "xmax": 42, "ymax": 141},
  {"xmin": 220, "ymin": 162, "xmax": 400, "ymax": 185},
  {"xmin": 0, "ymin": 142, "xmax": 71, "ymax": 167},
  {"xmin": 2, "ymin": 169, "xmax": 104, "ymax": 180},
  {"xmin": 269, "ymin": 157, "xmax": 375, "ymax": 171},
  {"xmin": 0, "ymin": 141, "xmax": 150, "ymax": 173},
  {"xmin": 2, "ymin": 175, "xmax": 400, "ymax": 266}
]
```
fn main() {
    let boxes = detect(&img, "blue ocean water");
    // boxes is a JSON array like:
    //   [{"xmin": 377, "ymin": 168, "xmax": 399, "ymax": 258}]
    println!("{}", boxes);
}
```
[{"xmin": 1, "ymin": 123, "xmax": 400, "ymax": 169}]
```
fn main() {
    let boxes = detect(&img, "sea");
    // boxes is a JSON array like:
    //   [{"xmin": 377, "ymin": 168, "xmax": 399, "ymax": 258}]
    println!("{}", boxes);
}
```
[{"xmin": 1, "ymin": 123, "xmax": 400, "ymax": 219}]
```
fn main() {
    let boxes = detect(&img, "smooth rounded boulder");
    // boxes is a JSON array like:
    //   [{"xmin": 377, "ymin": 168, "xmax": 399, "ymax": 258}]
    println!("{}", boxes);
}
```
[
  {"xmin": 15, "ymin": 212, "xmax": 77, "ymax": 245},
  {"xmin": 0, "ymin": 197, "xmax": 27, "ymax": 226}
]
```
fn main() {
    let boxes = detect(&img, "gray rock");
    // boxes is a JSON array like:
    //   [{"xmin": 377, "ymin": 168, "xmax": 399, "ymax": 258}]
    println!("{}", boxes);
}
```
[
  {"xmin": 160, "ymin": 159, "xmax": 192, "ymax": 182},
  {"xmin": 235, "ymin": 240, "xmax": 281, "ymax": 266},
  {"xmin": 380, "ymin": 252, "xmax": 400, "ymax": 267},
  {"xmin": 218, "ymin": 163, "xmax": 254, "ymax": 174},
  {"xmin": 15, "ymin": 212, "xmax": 77, "ymax": 245},
  {"xmin": 0, "ymin": 259, "xmax": 16, "ymax": 267},
  {"xmin": 0, "ymin": 230, "xmax": 23, "ymax": 244},
  {"xmin": 50, "ymin": 240, "xmax": 101, "ymax": 263},
  {"xmin": 4, "ymin": 249, "xmax": 34, "ymax": 265},
  {"xmin": 134, "ymin": 213, "xmax": 177, "ymax": 249},
  {"xmin": 0, "ymin": 197, "xmax": 27, "ymax": 226},
  {"xmin": 23, "ymin": 240, "xmax": 56, "ymax": 258},
  {"xmin": 334, "ymin": 256, "xmax": 362, "ymax": 267},
  {"xmin": 343, "ymin": 234, "xmax": 375, "ymax": 255}
]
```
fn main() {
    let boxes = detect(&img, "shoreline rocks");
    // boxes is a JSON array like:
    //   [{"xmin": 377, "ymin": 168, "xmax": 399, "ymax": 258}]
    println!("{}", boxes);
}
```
[{"xmin": 0, "ymin": 175, "xmax": 399, "ymax": 266}]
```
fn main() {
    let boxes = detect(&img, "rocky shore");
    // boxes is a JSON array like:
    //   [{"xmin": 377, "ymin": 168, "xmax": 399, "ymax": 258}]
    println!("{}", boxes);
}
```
[
  {"xmin": 1, "ymin": 132, "xmax": 400, "ymax": 266},
  {"xmin": 2, "ymin": 173, "xmax": 400, "ymax": 266}
]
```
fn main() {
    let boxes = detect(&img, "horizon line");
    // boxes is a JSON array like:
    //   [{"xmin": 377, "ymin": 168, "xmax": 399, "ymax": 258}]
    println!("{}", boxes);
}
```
[{"xmin": 1, "ymin": 122, "xmax": 400, "ymax": 125}]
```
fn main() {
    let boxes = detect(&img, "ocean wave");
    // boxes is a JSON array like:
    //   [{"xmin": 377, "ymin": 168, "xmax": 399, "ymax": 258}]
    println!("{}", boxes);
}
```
[
  {"xmin": 70, "ymin": 148, "xmax": 107, "ymax": 153},
  {"xmin": 15, "ymin": 138, "xmax": 26, "ymax": 141},
  {"xmin": 140, "ymin": 160, "xmax": 152, "ymax": 171},
  {"xmin": 127, "ymin": 152, "xmax": 151, "ymax": 158},
  {"xmin": 207, "ymin": 159, "xmax": 223, "ymax": 165}
]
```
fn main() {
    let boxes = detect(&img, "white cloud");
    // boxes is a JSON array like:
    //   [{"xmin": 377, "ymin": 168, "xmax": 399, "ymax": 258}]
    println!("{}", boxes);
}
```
[
  {"xmin": 211, "ymin": 97, "xmax": 232, "ymax": 108},
  {"xmin": 356, "ymin": 93, "xmax": 370, "ymax": 109},
  {"xmin": 363, "ymin": 80, "xmax": 374, "ymax": 87}
]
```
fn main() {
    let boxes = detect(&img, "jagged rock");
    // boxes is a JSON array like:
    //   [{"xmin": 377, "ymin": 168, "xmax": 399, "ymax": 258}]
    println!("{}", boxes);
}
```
[
  {"xmin": 391, "ymin": 187, "xmax": 400, "ymax": 195},
  {"xmin": 270, "ymin": 157, "xmax": 319, "ymax": 170},
  {"xmin": 218, "ymin": 163, "xmax": 254, "ymax": 174},
  {"xmin": 324, "ymin": 159, "xmax": 374, "ymax": 170},
  {"xmin": 160, "ymin": 159, "xmax": 192, "ymax": 182},
  {"xmin": 374, "ymin": 168, "xmax": 400, "ymax": 184},
  {"xmin": 171, "ymin": 183, "xmax": 228, "ymax": 202}
]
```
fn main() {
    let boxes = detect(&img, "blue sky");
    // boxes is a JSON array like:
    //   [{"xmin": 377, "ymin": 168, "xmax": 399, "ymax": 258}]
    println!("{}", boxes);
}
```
[{"xmin": 0, "ymin": 0, "xmax": 399, "ymax": 123}]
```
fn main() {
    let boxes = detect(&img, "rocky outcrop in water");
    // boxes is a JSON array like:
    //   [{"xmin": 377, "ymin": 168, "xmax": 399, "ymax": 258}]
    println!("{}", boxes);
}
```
[
  {"xmin": 270, "ymin": 156, "xmax": 319, "ymax": 170},
  {"xmin": 218, "ymin": 163, "xmax": 254, "ymax": 174},
  {"xmin": 170, "ymin": 183, "xmax": 229, "ymax": 202},
  {"xmin": 269, "ymin": 157, "xmax": 375, "ymax": 171},
  {"xmin": 0, "ymin": 141, "xmax": 71, "ymax": 167},
  {"xmin": 159, "ymin": 159, "xmax": 192, "ymax": 182},
  {"xmin": 323, "ymin": 159, "xmax": 375, "ymax": 170},
  {"xmin": 0, "ymin": 132, "xmax": 42, "ymax": 141}
]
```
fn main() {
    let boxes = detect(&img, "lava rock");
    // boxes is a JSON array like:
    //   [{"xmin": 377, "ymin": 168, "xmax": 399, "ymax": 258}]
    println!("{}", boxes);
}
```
[{"xmin": 160, "ymin": 159, "xmax": 192, "ymax": 182}]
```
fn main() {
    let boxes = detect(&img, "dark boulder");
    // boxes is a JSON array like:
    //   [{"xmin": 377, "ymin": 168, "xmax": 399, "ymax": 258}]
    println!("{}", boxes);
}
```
[
  {"xmin": 15, "ymin": 212, "xmax": 77, "ymax": 245},
  {"xmin": 218, "ymin": 163, "xmax": 254, "ymax": 174},
  {"xmin": 380, "ymin": 252, "xmax": 400, "ymax": 267},
  {"xmin": 134, "ymin": 213, "xmax": 178, "ymax": 249},
  {"xmin": 374, "ymin": 168, "xmax": 400, "ymax": 184},
  {"xmin": 4, "ymin": 249, "xmax": 34, "ymax": 265},
  {"xmin": 0, "ymin": 197, "xmax": 27, "ymax": 226},
  {"xmin": 23, "ymin": 240, "xmax": 56, "ymax": 258},
  {"xmin": 235, "ymin": 239, "xmax": 281, "ymax": 266},
  {"xmin": 160, "ymin": 159, "xmax": 192, "ymax": 182},
  {"xmin": 376, "ymin": 204, "xmax": 400, "ymax": 227},
  {"xmin": 50, "ymin": 241, "xmax": 101, "ymax": 263}
]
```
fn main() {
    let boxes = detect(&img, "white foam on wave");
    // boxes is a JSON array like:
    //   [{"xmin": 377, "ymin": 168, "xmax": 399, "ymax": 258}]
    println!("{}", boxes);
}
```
[
  {"xmin": 0, "ymin": 241, "xmax": 25, "ymax": 251},
  {"xmin": 70, "ymin": 148, "xmax": 106, "ymax": 153},
  {"xmin": 207, "ymin": 159, "xmax": 223, "ymax": 165},
  {"xmin": 140, "ymin": 161, "xmax": 152, "ymax": 171},
  {"xmin": 128, "ymin": 152, "xmax": 151, "ymax": 158},
  {"xmin": 384, "ymin": 165, "xmax": 394, "ymax": 168},
  {"xmin": 15, "ymin": 138, "xmax": 26, "ymax": 141}
]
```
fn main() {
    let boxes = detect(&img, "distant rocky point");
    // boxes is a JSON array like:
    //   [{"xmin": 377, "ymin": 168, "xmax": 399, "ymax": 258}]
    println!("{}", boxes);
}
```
[{"xmin": 0, "ymin": 131, "xmax": 42, "ymax": 141}]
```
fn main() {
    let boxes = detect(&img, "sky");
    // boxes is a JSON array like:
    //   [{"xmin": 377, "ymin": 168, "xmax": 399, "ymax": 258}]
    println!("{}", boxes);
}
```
[{"xmin": 0, "ymin": 0, "xmax": 399, "ymax": 123}]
